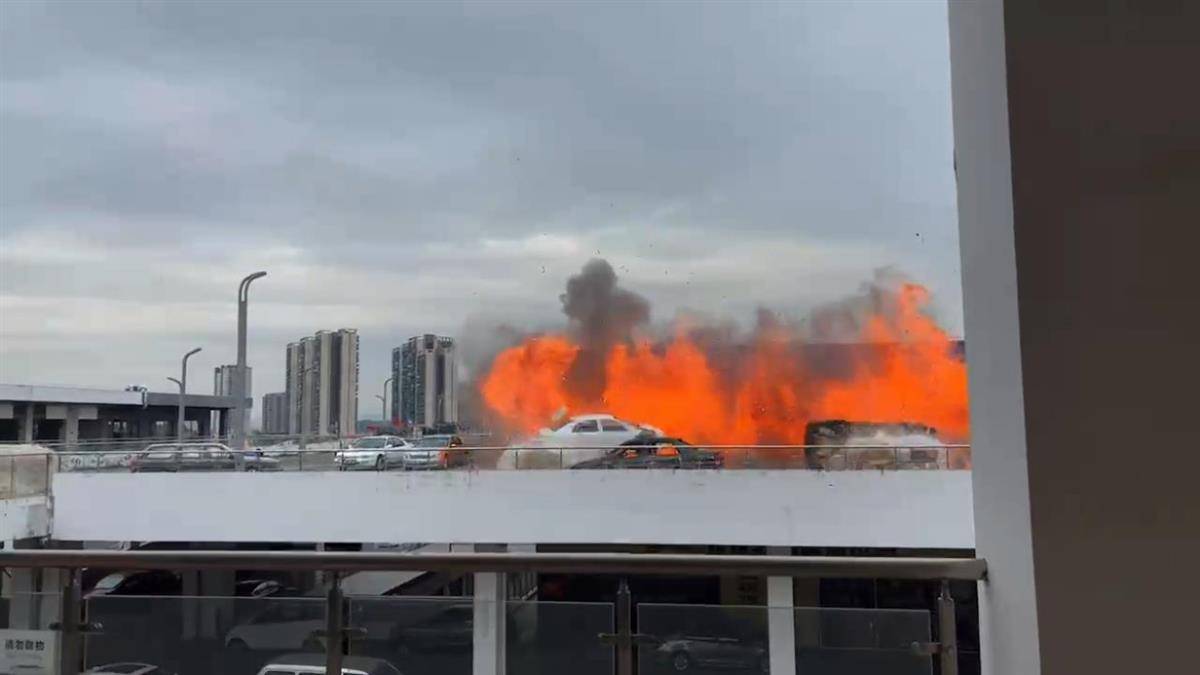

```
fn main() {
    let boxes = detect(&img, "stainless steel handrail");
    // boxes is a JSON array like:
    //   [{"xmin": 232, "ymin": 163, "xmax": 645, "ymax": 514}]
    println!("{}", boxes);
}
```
[{"xmin": 0, "ymin": 549, "xmax": 987, "ymax": 580}]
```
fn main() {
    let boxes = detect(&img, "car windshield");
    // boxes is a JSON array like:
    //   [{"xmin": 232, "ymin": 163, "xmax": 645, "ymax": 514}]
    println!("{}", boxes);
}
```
[
  {"xmin": 414, "ymin": 437, "xmax": 448, "ymax": 448},
  {"xmin": 93, "ymin": 574, "xmax": 125, "ymax": 590},
  {"xmin": 350, "ymin": 438, "xmax": 388, "ymax": 449}
]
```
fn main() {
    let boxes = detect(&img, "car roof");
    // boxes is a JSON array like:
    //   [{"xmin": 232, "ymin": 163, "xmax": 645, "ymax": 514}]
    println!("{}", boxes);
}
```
[{"xmin": 569, "ymin": 413, "xmax": 620, "ymax": 421}]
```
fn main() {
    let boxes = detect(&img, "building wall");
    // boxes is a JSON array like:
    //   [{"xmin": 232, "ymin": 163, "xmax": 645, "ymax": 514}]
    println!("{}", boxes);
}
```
[
  {"xmin": 285, "ymin": 343, "xmax": 302, "ymax": 434},
  {"xmin": 336, "ymin": 329, "xmax": 359, "ymax": 435},
  {"xmin": 950, "ymin": 3, "xmax": 1200, "ymax": 673},
  {"xmin": 261, "ymin": 392, "xmax": 287, "ymax": 435},
  {"xmin": 212, "ymin": 365, "xmax": 250, "ymax": 397},
  {"xmin": 394, "ymin": 334, "xmax": 457, "ymax": 431},
  {"xmin": 285, "ymin": 330, "xmax": 358, "ymax": 437}
]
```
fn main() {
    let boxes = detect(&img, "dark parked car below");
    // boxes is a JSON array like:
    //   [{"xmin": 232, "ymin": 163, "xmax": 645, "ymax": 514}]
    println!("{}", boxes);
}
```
[
  {"xmin": 652, "ymin": 634, "xmax": 768, "ymax": 672},
  {"xmin": 392, "ymin": 604, "xmax": 474, "ymax": 652},
  {"xmin": 85, "ymin": 570, "xmax": 182, "ymax": 598}
]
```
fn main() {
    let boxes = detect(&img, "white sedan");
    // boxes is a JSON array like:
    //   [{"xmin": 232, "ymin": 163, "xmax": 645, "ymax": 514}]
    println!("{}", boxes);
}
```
[
  {"xmin": 497, "ymin": 414, "xmax": 658, "ymax": 469},
  {"xmin": 335, "ymin": 435, "xmax": 411, "ymax": 471}
]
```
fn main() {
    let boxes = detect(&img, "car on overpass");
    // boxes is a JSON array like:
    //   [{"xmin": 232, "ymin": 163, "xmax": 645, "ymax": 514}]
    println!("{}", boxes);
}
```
[
  {"xmin": 399, "ymin": 434, "xmax": 468, "ymax": 470},
  {"xmin": 335, "ymin": 435, "xmax": 412, "ymax": 471},
  {"xmin": 130, "ymin": 443, "xmax": 280, "ymax": 472},
  {"xmin": 570, "ymin": 434, "xmax": 722, "ymax": 470},
  {"xmin": 532, "ymin": 414, "xmax": 654, "ymax": 449}
]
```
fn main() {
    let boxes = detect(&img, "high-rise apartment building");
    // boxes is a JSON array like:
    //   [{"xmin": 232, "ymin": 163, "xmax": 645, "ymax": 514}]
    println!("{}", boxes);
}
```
[
  {"xmin": 261, "ymin": 392, "xmax": 288, "ymax": 435},
  {"xmin": 392, "ymin": 334, "xmax": 457, "ymax": 431},
  {"xmin": 284, "ymin": 329, "xmax": 359, "ymax": 437},
  {"xmin": 213, "ymin": 364, "xmax": 251, "ymax": 397},
  {"xmin": 214, "ymin": 364, "xmax": 251, "ymax": 436}
]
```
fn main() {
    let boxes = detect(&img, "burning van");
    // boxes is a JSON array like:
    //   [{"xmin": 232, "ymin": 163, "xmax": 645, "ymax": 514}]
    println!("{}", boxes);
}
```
[{"xmin": 803, "ymin": 420, "xmax": 947, "ymax": 470}]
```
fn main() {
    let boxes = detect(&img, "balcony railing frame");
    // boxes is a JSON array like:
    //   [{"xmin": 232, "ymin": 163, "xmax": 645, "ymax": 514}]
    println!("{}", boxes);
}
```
[{"xmin": 2, "ymin": 549, "xmax": 984, "ymax": 675}]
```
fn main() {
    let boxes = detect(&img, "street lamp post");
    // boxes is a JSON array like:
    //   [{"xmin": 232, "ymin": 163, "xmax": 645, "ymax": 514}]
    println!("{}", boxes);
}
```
[
  {"xmin": 168, "ymin": 347, "xmax": 202, "ymax": 445},
  {"xmin": 375, "ymin": 395, "xmax": 386, "ymax": 423},
  {"xmin": 382, "ymin": 376, "xmax": 394, "ymax": 428},
  {"xmin": 233, "ymin": 271, "xmax": 267, "ymax": 450}
]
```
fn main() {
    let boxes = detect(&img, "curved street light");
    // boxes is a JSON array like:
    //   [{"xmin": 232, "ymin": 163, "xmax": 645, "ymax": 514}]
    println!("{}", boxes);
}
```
[
  {"xmin": 233, "ymin": 271, "xmax": 267, "ymax": 450},
  {"xmin": 170, "ymin": 346, "xmax": 202, "ymax": 445}
]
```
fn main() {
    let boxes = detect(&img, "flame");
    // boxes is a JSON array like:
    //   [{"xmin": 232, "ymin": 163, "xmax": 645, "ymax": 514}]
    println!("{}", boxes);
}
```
[{"xmin": 479, "ymin": 281, "xmax": 969, "ymax": 446}]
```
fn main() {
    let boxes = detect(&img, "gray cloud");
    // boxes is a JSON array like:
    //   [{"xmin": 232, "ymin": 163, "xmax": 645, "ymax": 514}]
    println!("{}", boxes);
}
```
[{"xmin": 0, "ymin": 0, "xmax": 961, "ymax": 421}]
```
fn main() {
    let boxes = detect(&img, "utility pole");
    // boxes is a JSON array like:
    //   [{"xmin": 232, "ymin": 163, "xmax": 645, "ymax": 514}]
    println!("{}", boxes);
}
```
[
  {"xmin": 168, "ymin": 347, "xmax": 202, "ymax": 445},
  {"xmin": 233, "ymin": 271, "xmax": 267, "ymax": 450},
  {"xmin": 383, "ymin": 376, "xmax": 394, "ymax": 427}
]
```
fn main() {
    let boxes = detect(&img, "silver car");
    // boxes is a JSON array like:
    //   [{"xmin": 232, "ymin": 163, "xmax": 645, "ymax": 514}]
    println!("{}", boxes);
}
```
[
  {"xmin": 399, "ymin": 435, "xmax": 468, "ymax": 470},
  {"xmin": 131, "ymin": 443, "xmax": 278, "ymax": 472},
  {"xmin": 335, "ymin": 436, "xmax": 410, "ymax": 471}
]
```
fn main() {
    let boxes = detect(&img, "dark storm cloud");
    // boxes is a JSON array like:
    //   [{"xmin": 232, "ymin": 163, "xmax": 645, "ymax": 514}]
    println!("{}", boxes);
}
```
[{"xmin": 0, "ymin": 0, "xmax": 962, "ymax": 415}]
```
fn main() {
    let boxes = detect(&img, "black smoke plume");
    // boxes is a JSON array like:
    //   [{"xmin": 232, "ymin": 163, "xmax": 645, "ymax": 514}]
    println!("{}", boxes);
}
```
[{"xmin": 559, "ymin": 258, "xmax": 650, "ymax": 402}]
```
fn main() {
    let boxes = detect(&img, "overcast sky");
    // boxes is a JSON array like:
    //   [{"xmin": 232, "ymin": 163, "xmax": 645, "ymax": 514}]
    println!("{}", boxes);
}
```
[{"xmin": 0, "ymin": 0, "xmax": 959, "ymax": 420}]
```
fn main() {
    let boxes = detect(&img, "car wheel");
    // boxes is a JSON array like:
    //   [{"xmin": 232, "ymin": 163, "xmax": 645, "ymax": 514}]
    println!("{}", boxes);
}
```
[
  {"xmin": 226, "ymin": 638, "xmax": 249, "ymax": 652},
  {"xmin": 672, "ymin": 651, "xmax": 691, "ymax": 671},
  {"xmin": 376, "ymin": 455, "xmax": 386, "ymax": 471}
]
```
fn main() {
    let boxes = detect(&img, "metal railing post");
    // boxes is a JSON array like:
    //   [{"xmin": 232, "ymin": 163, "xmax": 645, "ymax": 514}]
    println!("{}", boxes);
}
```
[
  {"xmin": 325, "ymin": 572, "xmax": 344, "ymax": 675},
  {"xmin": 58, "ymin": 568, "xmax": 83, "ymax": 675},
  {"xmin": 938, "ymin": 580, "xmax": 958, "ymax": 675},
  {"xmin": 615, "ymin": 578, "xmax": 633, "ymax": 675}
]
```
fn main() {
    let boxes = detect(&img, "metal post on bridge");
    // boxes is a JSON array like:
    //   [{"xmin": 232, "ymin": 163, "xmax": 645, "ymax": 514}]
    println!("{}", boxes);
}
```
[
  {"xmin": 56, "ymin": 568, "xmax": 83, "ymax": 675},
  {"xmin": 938, "ymin": 580, "xmax": 959, "ymax": 675},
  {"xmin": 324, "ymin": 572, "xmax": 345, "ymax": 675},
  {"xmin": 598, "ymin": 578, "xmax": 642, "ymax": 675}
]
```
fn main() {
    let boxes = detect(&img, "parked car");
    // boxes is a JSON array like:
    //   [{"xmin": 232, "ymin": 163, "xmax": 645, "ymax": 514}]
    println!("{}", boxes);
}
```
[
  {"xmin": 131, "ymin": 443, "xmax": 235, "ymax": 472},
  {"xmin": 652, "ymin": 634, "xmax": 768, "ymax": 672},
  {"xmin": 495, "ymin": 414, "xmax": 659, "ymax": 469},
  {"xmin": 242, "ymin": 449, "xmax": 282, "ymax": 471},
  {"xmin": 570, "ymin": 434, "xmax": 723, "ymax": 470},
  {"xmin": 225, "ymin": 601, "xmax": 327, "ymax": 651},
  {"xmin": 234, "ymin": 579, "xmax": 300, "ymax": 598},
  {"xmin": 530, "ymin": 414, "xmax": 654, "ymax": 449},
  {"xmin": 254, "ymin": 654, "xmax": 401, "ymax": 675},
  {"xmin": 84, "ymin": 663, "xmax": 176, "ymax": 675},
  {"xmin": 399, "ymin": 435, "xmax": 468, "ymax": 470},
  {"xmin": 85, "ymin": 570, "xmax": 182, "ymax": 598},
  {"xmin": 392, "ymin": 603, "xmax": 474, "ymax": 652},
  {"xmin": 336, "ymin": 436, "xmax": 411, "ymax": 471},
  {"xmin": 802, "ymin": 420, "xmax": 944, "ymax": 470}
]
